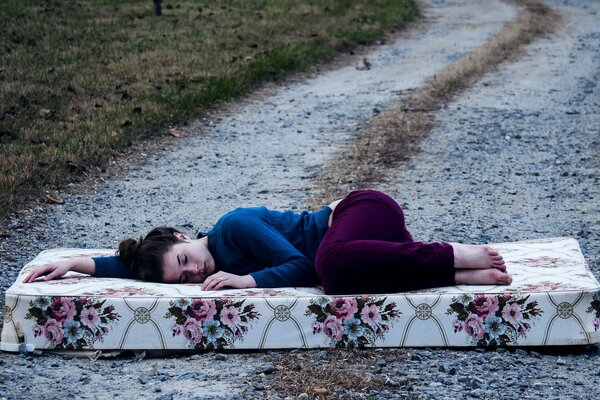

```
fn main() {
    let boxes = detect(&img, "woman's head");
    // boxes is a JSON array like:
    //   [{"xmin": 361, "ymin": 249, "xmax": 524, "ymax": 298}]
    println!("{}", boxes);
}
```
[
  {"xmin": 117, "ymin": 227, "xmax": 181, "ymax": 282},
  {"xmin": 117, "ymin": 226, "xmax": 215, "ymax": 283}
]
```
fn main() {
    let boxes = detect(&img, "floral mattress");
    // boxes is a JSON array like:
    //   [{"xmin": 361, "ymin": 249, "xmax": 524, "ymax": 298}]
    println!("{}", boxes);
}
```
[{"xmin": 2, "ymin": 237, "xmax": 599, "ymax": 352}]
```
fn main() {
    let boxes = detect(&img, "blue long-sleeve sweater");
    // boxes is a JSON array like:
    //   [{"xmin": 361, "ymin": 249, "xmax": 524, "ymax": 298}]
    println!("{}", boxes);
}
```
[{"xmin": 93, "ymin": 205, "xmax": 332, "ymax": 287}]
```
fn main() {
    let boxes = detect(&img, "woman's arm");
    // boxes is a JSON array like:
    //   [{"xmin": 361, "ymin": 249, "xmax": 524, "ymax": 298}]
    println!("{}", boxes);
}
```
[
  {"xmin": 24, "ymin": 255, "xmax": 137, "ymax": 282},
  {"xmin": 218, "ymin": 213, "xmax": 320, "ymax": 288},
  {"xmin": 23, "ymin": 256, "xmax": 96, "ymax": 283}
]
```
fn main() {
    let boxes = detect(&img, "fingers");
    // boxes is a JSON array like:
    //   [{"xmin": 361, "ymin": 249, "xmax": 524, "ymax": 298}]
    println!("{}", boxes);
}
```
[
  {"xmin": 43, "ymin": 269, "xmax": 64, "ymax": 281},
  {"xmin": 202, "ymin": 273, "xmax": 229, "ymax": 291},
  {"xmin": 23, "ymin": 266, "xmax": 51, "ymax": 283},
  {"xmin": 23, "ymin": 272, "xmax": 35, "ymax": 283},
  {"xmin": 23, "ymin": 271, "xmax": 34, "ymax": 283},
  {"xmin": 23, "ymin": 264, "xmax": 67, "ymax": 283}
]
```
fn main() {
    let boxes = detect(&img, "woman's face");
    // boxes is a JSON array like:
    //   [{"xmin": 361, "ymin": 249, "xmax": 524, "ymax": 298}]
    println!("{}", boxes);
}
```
[{"xmin": 161, "ymin": 234, "xmax": 216, "ymax": 283}]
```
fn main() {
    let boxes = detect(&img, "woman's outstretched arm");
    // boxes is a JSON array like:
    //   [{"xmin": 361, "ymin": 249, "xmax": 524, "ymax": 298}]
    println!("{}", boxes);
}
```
[
  {"xmin": 23, "ymin": 256, "xmax": 96, "ymax": 283},
  {"xmin": 24, "ymin": 255, "xmax": 137, "ymax": 282}
]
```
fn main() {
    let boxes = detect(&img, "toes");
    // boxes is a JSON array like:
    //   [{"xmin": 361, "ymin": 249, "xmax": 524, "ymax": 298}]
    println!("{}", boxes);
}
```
[
  {"xmin": 500, "ymin": 274, "xmax": 513, "ymax": 285},
  {"xmin": 492, "ymin": 270, "xmax": 512, "ymax": 285},
  {"xmin": 484, "ymin": 246, "xmax": 499, "ymax": 256}
]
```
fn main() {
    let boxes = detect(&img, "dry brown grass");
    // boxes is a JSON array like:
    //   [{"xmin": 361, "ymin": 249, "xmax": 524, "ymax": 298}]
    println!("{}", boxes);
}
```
[
  {"xmin": 308, "ymin": 0, "xmax": 562, "ymax": 208},
  {"xmin": 258, "ymin": 349, "xmax": 413, "ymax": 399}
]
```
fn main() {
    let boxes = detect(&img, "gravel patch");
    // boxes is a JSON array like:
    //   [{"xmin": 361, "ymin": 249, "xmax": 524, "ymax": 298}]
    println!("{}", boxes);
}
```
[{"xmin": 1, "ymin": 0, "xmax": 599, "ymax": 399}]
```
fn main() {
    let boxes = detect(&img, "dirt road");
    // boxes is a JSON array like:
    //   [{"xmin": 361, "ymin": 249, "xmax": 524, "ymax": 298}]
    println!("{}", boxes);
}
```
[{"xmin": 1, "ymin": 0, "xmax": 599, "ymax": 399}]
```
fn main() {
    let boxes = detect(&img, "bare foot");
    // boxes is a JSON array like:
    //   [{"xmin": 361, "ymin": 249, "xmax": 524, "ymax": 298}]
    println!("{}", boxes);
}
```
[
  {"xmin": 450, "ymin": 243, "xmax": 506, "ymax": 271},
  {"xmin": 455, "ymin": 269, "xmax": 513, "ymax": 285}
]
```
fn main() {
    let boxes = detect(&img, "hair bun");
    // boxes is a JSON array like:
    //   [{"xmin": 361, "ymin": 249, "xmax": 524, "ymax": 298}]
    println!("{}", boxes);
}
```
[
  {"xmin": 117, "ymin": 237, "xmax": 143, "ymax": 272},
  {"xmin": 115, "ymin": 227, "xmax": 181, "ymax": 282}
]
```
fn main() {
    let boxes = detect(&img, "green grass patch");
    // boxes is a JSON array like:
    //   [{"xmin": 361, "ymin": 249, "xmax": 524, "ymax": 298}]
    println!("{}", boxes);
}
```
[{"xmin": 0, "ymin": 0, "xmax": 417, "ymax": 221}]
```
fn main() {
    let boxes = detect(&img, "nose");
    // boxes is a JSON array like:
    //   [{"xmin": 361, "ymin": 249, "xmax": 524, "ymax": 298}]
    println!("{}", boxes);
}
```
[
  {"xmin": 184, "ymin": 264, "xmax": 204, "ymax": 283},
  {"xmin": 183, "ymin": 264, "xmax": 198, "ymax": 274}
]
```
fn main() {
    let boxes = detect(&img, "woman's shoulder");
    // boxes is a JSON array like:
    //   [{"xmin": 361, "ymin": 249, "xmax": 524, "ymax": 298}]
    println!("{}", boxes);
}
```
[{"xmin": 215, "ymin": 206, "xmax": 268, "ymax": 228}]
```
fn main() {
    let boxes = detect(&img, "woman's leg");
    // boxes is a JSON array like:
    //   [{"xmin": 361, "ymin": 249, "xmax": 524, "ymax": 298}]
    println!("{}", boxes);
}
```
[{"xmin": 315, "ymin": 190, "xmax": 456, "ymax": 294}]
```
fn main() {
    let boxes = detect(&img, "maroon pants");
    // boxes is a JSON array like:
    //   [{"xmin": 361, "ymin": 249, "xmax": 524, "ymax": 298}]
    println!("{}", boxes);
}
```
[{"xmin": 315, "ymin": 190, "xmax": 455, "ymax": 295}]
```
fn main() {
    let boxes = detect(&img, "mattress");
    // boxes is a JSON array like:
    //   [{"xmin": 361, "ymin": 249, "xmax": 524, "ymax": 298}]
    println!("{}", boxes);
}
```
[{"xmin": 2, "ymin": 237, "xmax": 599, "ymax": 352}]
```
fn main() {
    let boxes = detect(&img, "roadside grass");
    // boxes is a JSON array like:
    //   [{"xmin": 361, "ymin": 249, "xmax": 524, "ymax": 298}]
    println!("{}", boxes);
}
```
[
  {"xmin": 0, "ymin": 0, "xmax": 418, "ymax": 222},
  {"xmin": 309, "ymin": 0, "xmax": 562, "ymax": 206},
  {"xmin": 260, "ymin": 348, "xmax": 412, "ymax": 398}
]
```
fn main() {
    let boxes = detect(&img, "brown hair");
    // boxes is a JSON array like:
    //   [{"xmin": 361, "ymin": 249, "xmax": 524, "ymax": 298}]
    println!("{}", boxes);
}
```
[{"xmin": 117, "ymin": 226, "xmax": 183, "ymax": 282}]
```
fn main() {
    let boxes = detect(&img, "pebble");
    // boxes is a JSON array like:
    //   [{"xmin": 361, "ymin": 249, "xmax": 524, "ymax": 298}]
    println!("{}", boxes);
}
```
[
  {"xmin": 155, "ymin": 392, "xmax": 175, "ymax": 400},
  {"xmin": 515, "ymin": 349, "xmax": 528, "ymax": 357},
  {"xmin": 255, "ymin": 363, "xmax": 276, "ymax": 375}
]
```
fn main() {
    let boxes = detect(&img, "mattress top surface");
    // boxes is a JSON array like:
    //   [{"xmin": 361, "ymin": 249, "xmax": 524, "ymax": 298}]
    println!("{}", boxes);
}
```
[{"xmin": 7, "ymin": 237, "xmax": 599, "ymax": 298}]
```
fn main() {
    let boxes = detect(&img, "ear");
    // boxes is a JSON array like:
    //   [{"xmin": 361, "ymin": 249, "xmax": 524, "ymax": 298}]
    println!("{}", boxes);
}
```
[{"xmin": 173, "ymin": 231, "xmax": 191, "ymax": 242}]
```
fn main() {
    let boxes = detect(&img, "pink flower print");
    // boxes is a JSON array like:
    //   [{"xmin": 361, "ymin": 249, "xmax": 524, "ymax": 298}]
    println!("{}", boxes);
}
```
[
  {"xmin": 43, "ymin": 319, "xmax": 64, "ymax": 343},
  {"xmin": 183, "ymin": 318, "xmax": 203, "ymax": 343},
  {"xmin": 49, "ymin": 297, "xmax": 77, "ymax": 323},
  {"xmin": 323, "ymin": 316, "xmax": 344, "ymax": 340},
  {"xmin": 188, "ymin": 299, "xmax": 217, "ymax": 323},
  {"xmin": 471, "ymin": 295, "xmax": 499, "ymax": 319},
  {"xmin": 80, "ymin": 307, "xmax": 100, "ymax": 330},
  {"xmin": 171, "ymin": 324, "xmax": 182, "ymax": 337},
  {"xmin": 517, "ymin": 322, "xmax": 532, "ymax": 336},
  {"xmin": 312, "ymin": 321, "xmax": 323, "ymax": 334},
  {"xmin": 360, "ymin": 304, "xmax": 381, "ymax": 326},
  {"xmin": 220, "ymin": 306, "xmax": 241, "ymax": 329},
  {"xmin": 453, "ymin": 319, "xmax": 464, "ymax": 333},
  {"xmin": 33, "ymin": 325, "xmax": 44, "ymax": 337},
  {"xmin": 375, "ymin": 324, "xmax": 389, "ymax": 337},
  {"xmin": 464, "ymin": 314, "xmax": 485, "ymax": 339},
  {"xmin": 329, "ymin": 298, "xmax": 358, "ymax": 321},
  {"xmin": 502, "ymin": 303, "xmax": 523, "ymax": 325}
]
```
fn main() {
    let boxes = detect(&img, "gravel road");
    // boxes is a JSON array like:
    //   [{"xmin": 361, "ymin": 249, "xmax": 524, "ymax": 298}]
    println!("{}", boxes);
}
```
[{"xmin": 1, "ymin": 0, "xmax": 599, "ymax": 399}]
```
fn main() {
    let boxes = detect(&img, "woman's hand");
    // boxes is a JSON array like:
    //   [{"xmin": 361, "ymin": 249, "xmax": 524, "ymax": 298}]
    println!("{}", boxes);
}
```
[
  {"xmin": 23, "ymin": 256, "xmax": 95, "ymax": 283},
  {"xmin": 201, "ymin": 271, "xmax": 256, "ymax": 291}
]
